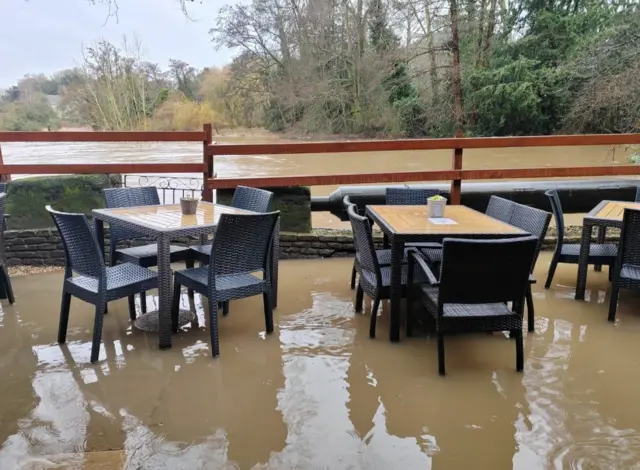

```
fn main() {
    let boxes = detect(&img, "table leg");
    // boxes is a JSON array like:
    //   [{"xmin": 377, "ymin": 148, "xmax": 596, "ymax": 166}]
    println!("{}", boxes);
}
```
[
  {"xmin": 575, "ymin": 222, "xmax": 593, "ymax": 301},
  {"xmin": 157, "ymin": 233, "xmax": 173, "ymax": 349},
  {"xmin": 389, "ymin": 236, "xmax": 404, "ymax": 342},
  {"xmin": 594, "ymin": 226, "xmax": 606, "ymax": 272},
  {"xmin": 272, "ymin": 219, "xmax": 279, "ymax": 309}
]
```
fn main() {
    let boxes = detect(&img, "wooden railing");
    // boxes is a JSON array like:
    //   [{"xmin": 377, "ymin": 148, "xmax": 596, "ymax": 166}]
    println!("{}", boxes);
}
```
[
  {"xmin": 0, "ymin": 125, "xmax": 213, "ymax": 192},
  {"xmin": 1, "ymin": 125, "xmax": 640, "ymax": 205},
  {"xmin": 205, "ymin": 133, "xmax": 640, "ymax": 203}
]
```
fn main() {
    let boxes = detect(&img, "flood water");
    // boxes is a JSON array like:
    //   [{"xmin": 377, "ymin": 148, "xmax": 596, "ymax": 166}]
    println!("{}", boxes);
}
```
[
  {"xmin": 0, "ymin": 133, "xmax": 633, "ymax": 228},
  {"xmin": 1, "ymin": 254, "xmax": 640, "ymax": 469}
]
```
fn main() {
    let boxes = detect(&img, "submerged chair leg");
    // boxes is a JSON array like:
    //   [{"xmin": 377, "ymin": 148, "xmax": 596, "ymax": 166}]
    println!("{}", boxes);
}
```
[
  {"xmin": 515, "ymin": 329, "xmax": 524, "ymax": 372},
  {"xmin": 544, "ymin": 254, "xmax": 560, "ymax": 289},
  {"xmin": 185, "ymin": 258, "xmax": 195, "ymax": 300},
  {"xmin": 127, "ymin": 295, "xmax": 136, "ymax": 321},
  {"xmin": 58, "ymin": 291, "xmax": 72, "ymax": 343},
  {"xmin": 140, "ymin": 292, "xmax": 147, "ymax": 314},
  {"xmin": 369, "ymin": 298, "xmax": 380, "ymax": 338},
  {"xmin": 437, "ymin": 333, "xmax": 446, "ymax": 376},
  {"xmin": 208, "ymin": 293, "xmax": 220, "ymax": 357},
  {"xmin": 263, "ymin": 291, "xmax": 274, "ymax": 333},
  {"xmin": 90, "ymin": 301, "xmax": 106, "ymax": 363},
  {"xmin": 350, "ymin": 264, "xmax": 357, "ymax": 290},
  {"xmin": 222, "ymin": 301, "xmax": 230, "ymax": 316},
  {"xmin": 595, "ymin": 227, "xmax": 606, "ymax": 272},
  {"xmin": 525, "ymin": 286, "xmax": 535, "ymax": 333},
  {"xmin": 608, "ymin": 285, "xmax": 620, "ymax": 322},
  {"xmin": 355, "ymin": 284, "xmax": 364, "ymax": 312},
  {"xmin": 0, "ymin": 265, "xmax": 14, "ymax": 304}
]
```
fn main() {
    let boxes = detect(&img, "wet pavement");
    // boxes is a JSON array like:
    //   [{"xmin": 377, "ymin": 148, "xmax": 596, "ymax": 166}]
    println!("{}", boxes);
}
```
[{"xmin": 1, "ymin": 252, "xmax": 640, "ymax": 469}]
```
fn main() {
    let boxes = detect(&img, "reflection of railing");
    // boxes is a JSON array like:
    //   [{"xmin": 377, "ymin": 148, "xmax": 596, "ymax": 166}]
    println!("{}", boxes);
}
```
[{"xmin": 123, "ymin": 175, "xmax": 203, "ymax": 204}]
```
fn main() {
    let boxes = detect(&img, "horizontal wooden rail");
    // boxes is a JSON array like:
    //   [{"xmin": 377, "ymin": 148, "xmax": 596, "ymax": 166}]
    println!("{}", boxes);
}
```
[
  {"xmin": 206, "ymin": 133, "xmax": 640, "ymax": 156},
  {"xmin": 0, "ymin": 163, "xmax": 207, "ymax": 175},
  {"xmin": 206, "ymin": 165, "xmax": 640, "ymax": 189},
  {"xmin": 0, "ymin": 131, "xmax": 206, "ymax": 143}
]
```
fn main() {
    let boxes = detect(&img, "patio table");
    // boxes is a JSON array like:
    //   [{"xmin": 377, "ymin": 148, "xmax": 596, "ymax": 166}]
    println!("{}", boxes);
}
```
[
  {"xmin": 574, "ymin": 200, "xmax": 639, "ymax": 300},
  {"xmin": 93, "ymin": 201, "xmax": 279, "ymax": 350},
  {"xmin": 365, "ymin": 204, "xmax": 529, "ymax": 342}
]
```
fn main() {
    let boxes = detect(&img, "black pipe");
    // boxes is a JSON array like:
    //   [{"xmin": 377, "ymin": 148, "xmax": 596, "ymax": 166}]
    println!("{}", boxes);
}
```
[{"xmin": 312, "ymin": 179, "xmax": 640, "ymax": 221}]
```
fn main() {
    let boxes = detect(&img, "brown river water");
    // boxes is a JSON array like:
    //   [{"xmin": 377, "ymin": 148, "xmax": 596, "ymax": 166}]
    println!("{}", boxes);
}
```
[
  {"xmin": 2, "ymin": 255, "xmax": 640, "ymax": 469},
  {"xmin": 0, "ymin": 132, "xmax": 634, "ymax": 228}
]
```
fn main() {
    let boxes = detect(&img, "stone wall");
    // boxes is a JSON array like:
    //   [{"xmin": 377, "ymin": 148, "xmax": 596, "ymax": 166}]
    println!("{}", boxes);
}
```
[{"xmin": 3, "ymin": 225, "xmax": 619, "ymax": 265}]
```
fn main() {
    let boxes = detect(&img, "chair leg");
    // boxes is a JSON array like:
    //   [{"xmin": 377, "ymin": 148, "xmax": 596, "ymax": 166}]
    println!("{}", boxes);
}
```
[
  {"xmin": 263, "ymin": 291, "xmax": 274, "ymax": 333},
  {"xmin": 369, "ymin": 298, "xmax": 380, "ymax": 338},
  {"xmin": 437, "ymin": 333, "xmax": 446, "ymax": 376},
  {"xmin": 222, "ymin": 301, "xmax": 230, "ymax": 316},
  {"xmin": 594, "ymin": 227, "xmax": 605, "ymax": 272},
  {"xmin": 608, "ymin": 285, "xmax": 620, "ymax": 322},
  {"xmin": 0, "ymin": 264, "xmax": 14, "ymax": 304},
  {"xmin": 355, "ymin": 284, "xmax": 364, "ymax": 312},
  {"xmin": 140, "ymin": 292, "xmax": 147, "ymax": 313},
  {"xmin": 58, "ymin": 291, "xmax": 72, "ymax": 344},
  {"xmin": 208, "ymin": 293, "xmax": 220, "ymax": 357},
  {"xmin": 127, "ymin": 295, "xmax": 136, "ymax": 321},
  {"xmin": 525, "ymin": 286, "xmax": 535, "ymax": 333},
  {"xmin": 171, "ymin": 282, "xmax": 181, "ymax": 332},
  {"xmin": 90, "ymin": 301, "xmax": 106, "ymax": 363},
  {"xmin": 515, "ymin": 329, "xmax": 524, "ymax": 372},
  {"xmin": 185, "ymin": 258, "xmax": 195, "ymax": 300},
  {"xmin": 609, "ymin": 265, "xmax": 613, "ymax": 282},
  {"xmin": 350, "ymin": 263, "xmax": 357, "ymax": 290},
  {"xmin": 544, "ymin": 254, "xmax": 560, "ymax": 289}
]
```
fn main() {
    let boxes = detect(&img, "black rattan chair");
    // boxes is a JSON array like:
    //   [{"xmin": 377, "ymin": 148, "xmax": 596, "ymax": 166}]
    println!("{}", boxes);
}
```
[
  {"xmin": 384, "ymin": 188, "xmax": 443, "ymax": 255},
  {"xmin": 189, "ymin": 186, "xmax": 274, "ymax": 264},
  {"xmin": 486, "ymin": 195, "xmax": 516, "ymax": 223},
  {"xmin": 508, "ymin": 204, "xmax": 552, "ymax": 332},
  {"xmin": 47, "ymin": 206, "xmax": 158, "ymax": 363},
  {"xmin": 103, "ymin": 187, "xmax": 192, "ymax": 313},
  {"xmin": 345, "ymin": 196, "xmax": 412, "ymax": 290},
  {"xmin": 635, "ymin": 186, "xmax": 640, "ymax": 203},
  {"xmin": 348, "ymin": 205, "xmax": 424, "ymax": 338},
  {"xmin": 171, "ymin": 211, "xmax": 279, "ymax": 357},
  {"xmin": 544, "ymin": 190, "xmax": 617, "ymax": 289},
  {"xmin": 0, "ymin": 193, "xmax": 14, "ymax": 303},
  {"xmin": 420, "ymin": 195, "xmax": 518, "ymax": 267},
  {"xmin": 608, "ymin": 208, "xmax": 640, "ymax": 322},
  {"xmin": 407, "ymin": 236, "xmax": 538, "ymax": 375}
]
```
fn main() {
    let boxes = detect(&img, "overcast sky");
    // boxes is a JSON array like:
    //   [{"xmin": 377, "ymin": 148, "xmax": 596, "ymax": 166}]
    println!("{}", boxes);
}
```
[{"xmin": 0, "ymin": 0, "xmax": 235, "ymax": 87}]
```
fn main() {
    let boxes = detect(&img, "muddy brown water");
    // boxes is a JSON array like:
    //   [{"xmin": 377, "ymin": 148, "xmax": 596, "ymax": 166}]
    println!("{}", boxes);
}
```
[
  {"xmin": 0, "ymin": 133, "xmax": 634, "ymax": 229},
  {"xmin": 1, "ymin": 254, "xmax": 640, "ymax": 469}
]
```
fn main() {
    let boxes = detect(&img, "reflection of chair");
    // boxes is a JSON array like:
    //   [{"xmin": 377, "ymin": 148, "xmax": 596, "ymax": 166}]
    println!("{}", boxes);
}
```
[
  {"xmin": 544, "ymin": 189, "xmax": 617, "ymax": 289},
  {"xmin": 172, "ymin": 211, "xmax": 279, "ymax": 357},
  {"xmin": 408, "ymin": 236, "xmax": 537, "ymax": 375},
  {"xmin": 189, "ymin": 186, "xmax": 274, "ymax": 264},
  {"xmin": 508, "ymin": 204, "xmax": 552, "ymax": 331},
  {"xmin": 47, "ymin": 206, "xmax": 158, "ymax": 363},
  {"xmin": 608, "ymin": 208, "xmax": 640, "ymax": 322},
  {"xmin": 0, "ymin": 193, "xmax": 14, "ymax": 303},
  {"xmin": 103, "ymin": 187, "xmax": 192, "ymax": 313}
]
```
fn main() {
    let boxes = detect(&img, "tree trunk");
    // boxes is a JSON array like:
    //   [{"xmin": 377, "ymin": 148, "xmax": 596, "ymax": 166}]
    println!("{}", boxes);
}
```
[
  {"xmin": 425, "ymin": 1, "xmax": 438, "ymax": 104},
  {"xmin": 449, "ymin": 0, "xmax": 464, "ymax": 135}
]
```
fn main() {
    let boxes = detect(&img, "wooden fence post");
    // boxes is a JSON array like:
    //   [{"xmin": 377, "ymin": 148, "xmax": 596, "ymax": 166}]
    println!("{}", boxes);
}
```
[
  {"xmin": 202, "ymin": 123, "xmax": 213, "ymax": 202},
  {"xmin": 450, "ymin": 131, "xmax": 463, "ymax": 204}
]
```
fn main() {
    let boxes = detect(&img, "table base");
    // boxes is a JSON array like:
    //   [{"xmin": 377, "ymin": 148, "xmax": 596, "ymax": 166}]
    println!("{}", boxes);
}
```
[{"xmin": 134, "ymin": 309, "xmax": 196, "ymax": 332}]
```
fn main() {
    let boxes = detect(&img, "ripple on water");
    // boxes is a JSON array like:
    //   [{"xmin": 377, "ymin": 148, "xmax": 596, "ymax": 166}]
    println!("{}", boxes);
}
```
[{"xmin": 550, "ymin": 430, "xmax": 640, "ymax": 470}]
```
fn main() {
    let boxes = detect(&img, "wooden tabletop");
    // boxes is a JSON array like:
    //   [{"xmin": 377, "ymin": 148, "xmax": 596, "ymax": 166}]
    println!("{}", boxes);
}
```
[
  {"xmin": 592, "ymin": 201, "xmax": 640, "ymax": 220},
  {"xmin": 367, "ymin": 205, "xmax": 526, "ymax": 236},
  {"xmin": 94, "ymin": 202, "xmax": 249, "ymax": 230}
]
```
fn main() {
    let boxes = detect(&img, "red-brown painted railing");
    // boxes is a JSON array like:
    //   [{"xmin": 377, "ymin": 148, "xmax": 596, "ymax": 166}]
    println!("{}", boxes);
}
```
[
  {"xmin": 204, "ymin": 133, "xmax": 640, "ymax": 204},
  {"xmin": 1, "ymin": 125, "xmax": 640, "ymax": 205}
]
